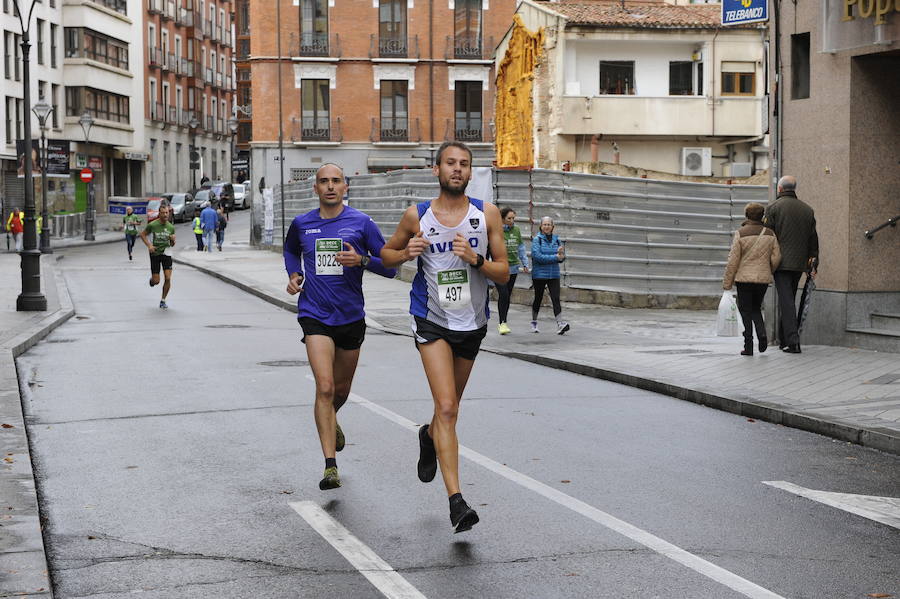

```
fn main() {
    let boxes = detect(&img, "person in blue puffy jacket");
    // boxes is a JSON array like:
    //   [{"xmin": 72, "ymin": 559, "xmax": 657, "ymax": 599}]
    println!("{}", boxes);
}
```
[{"xmin": 530, "ymin": 216, "xmax": 569, "ymax": 335}]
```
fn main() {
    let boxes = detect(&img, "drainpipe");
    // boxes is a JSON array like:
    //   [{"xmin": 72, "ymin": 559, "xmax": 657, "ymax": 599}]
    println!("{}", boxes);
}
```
[
  {"xmin": 429, "ymin": 0, "xmax": 434, "ymax": 146},
  {"xmin": 711, "ymin": 27, "xmax": 719, "ymax": 138}
]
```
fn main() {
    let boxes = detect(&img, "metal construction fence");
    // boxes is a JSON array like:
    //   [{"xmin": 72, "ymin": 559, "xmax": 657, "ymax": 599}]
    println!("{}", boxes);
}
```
[{"xmin": 256, "ymin": 168, "xmax": 767, "ymax": 300}]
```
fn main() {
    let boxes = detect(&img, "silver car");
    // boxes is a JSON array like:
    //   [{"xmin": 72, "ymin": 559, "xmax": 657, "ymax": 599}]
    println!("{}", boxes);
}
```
[
  {"xmin": 161, "ymin": 192, "xmax": 194, "ymax": 223},
  {"xmin": 232, "ymin": 183, "xmax": 251, "ymax": 209}
]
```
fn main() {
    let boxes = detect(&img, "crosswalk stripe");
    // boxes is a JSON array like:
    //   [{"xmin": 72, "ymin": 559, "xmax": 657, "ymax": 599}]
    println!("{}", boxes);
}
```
[
  {"xmin": 763, "ymin": 481, "xmax": 900, "ymax": 529},
  {"xmin": 290, "ymin": 501, "xmax": 427, "ymax": 599}
]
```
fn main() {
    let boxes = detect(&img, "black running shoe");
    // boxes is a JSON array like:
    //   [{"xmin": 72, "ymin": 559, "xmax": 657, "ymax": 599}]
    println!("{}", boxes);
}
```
[
  {"xmin": 450, "ymin": 497, "xmax": 479, "ymax": 533},
  {"xmin": 417, "ymin": 424, "xmax": 437, "ymax": 483},
  {"xmin": 335, "ymin": 422, "xmax": 345, "ymax": 452},
  {"xmin": 319, "ymin": 467, "xmax": 341, "ymax": 490}
]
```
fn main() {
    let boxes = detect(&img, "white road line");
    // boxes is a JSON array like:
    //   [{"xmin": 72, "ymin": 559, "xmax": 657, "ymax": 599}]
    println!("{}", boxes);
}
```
[
  {"xmin": 763, "ymin": 480, "xmax": 900, "ymax": 529},
  {"xmin": 290, "ymin": 501, "xmax": 427, "ymax": 599},
  {"xmin": 338, "ymin": 383, "xmax": 786, "ymax": 599}
]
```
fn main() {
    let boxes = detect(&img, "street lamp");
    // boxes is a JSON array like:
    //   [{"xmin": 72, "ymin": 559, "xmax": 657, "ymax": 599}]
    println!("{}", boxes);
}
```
[
  {"xmin": 78, "ymin": 111, "xmax": 95, "ymax": 241},
  {"xmin": 32, "ymin": 99, "xmax": 53, "ymax": 253},
  {"xmin": 189, "ymin": 116, "xmax": 200, "ymax": 190},
  {"xmin": 227, "ymin": 116, "xmax": 238, "ymax": 183},
  {"xmin": 14, "ymin": 0, "xmax": 47, "ymax": 311}
]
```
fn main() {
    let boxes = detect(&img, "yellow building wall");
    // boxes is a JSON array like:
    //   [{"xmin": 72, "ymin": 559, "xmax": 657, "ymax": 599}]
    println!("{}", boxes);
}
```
[{"xmin": 495, "ymin": 16, "xmax": 543, "ymax": 168}]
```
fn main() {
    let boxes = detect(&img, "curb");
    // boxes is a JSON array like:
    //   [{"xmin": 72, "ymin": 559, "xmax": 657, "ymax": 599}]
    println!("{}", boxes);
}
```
[
  {"xmin": 170, "ymin": 257, "xmax": 900, "ymax": 457},
  {"xmin": 1, "ymin": 261, "xmax": 75, "ymax": 599}
]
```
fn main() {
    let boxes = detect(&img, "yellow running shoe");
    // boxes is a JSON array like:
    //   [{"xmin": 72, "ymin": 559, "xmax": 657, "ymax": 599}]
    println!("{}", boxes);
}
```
[{"xmin": 498, "ymin": 322, "xmax": 511, "ymax": 335}]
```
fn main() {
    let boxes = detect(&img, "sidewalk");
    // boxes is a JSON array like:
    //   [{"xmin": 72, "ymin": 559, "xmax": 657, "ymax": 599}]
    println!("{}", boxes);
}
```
[{"xmin": 1, "ymin": 228, "xmax": 898, "ymax": 597}]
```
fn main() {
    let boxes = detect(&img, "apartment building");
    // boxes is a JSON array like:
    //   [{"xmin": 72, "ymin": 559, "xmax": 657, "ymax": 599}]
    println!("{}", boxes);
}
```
[
  {"xmin": 246, "ymin": 0, "xmax": 516, "ymax": 185},
  {"xmin": 233, "ymin": 0, "xmax": 249, "ymax": 181},
  {"xmin": 144, "ymin": 0, "xmax": 235, "ymax": 194},
  {"xmin": 497, "ymin": 0, "xmax": 767, "ymax": 177},
  {"xmin": 1, "ymin": 0, "xmax": 64, "ymax": 211}
]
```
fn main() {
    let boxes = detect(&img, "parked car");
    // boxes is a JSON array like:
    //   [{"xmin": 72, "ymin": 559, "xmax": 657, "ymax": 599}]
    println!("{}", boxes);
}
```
[
  {"xmin": 146, "ymin": 198, "xmax": 163, "ymax": 223},
  {"xmin": 232, "ymin": 183, "xmax": 250, "ymax": 209},
  {"xmin": 161, "ymin": 192, "xmax": 194, "ymax": 223},
  {"xmin": 193, "ymin": 189, "xmax": 218, "ymax": 209}
]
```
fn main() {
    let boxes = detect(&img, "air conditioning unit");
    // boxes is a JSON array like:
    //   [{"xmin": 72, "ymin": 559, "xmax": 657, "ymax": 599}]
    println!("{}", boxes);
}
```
[
  {"xmin": 726, "ymin": 162, "xmax": 752, "ymax": 178},
  {"xmin": 681, "ymin": 147, "xmax": 712, "ymax": 177}
]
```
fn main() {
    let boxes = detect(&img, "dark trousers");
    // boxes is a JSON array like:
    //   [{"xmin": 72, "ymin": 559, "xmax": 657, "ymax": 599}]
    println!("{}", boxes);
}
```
[
  {"xmin": 736, "ymin": 282, "xmax": 768, "ymax": 343},
  {"xmin": 532, "ymin": 278, "xmax": 562, "ymax": 320},
  {"xmin": 497, "ymin": 273, "xmax": 518, "ymax": 323},
  {"xmin": 774, "ymin": 270, "xmax": 803, "ymax": 346},
  {"xmin": 125, "ymin": 233, "xmax": 137, "ymax": 255},
  {"xmin": 195, "ymin": 232, "xmax": 204, "ymax": 250}
]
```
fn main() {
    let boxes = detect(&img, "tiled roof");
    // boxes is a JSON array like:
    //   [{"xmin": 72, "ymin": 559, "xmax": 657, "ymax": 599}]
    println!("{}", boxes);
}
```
[{"xmin": 544, "ymin": 0, "xmax": 754, "ymax": 29}]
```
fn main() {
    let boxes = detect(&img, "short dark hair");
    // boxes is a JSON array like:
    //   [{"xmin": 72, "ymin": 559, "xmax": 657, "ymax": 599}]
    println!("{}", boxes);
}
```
[
  {"xmin": 500, "ymin": 206, "xmax": 515, "ymax": 219},
  {"xmin": 745, "ymin": 202, "xmax": 765, "ymax": 221},
  {"xmin": 435, "ymin": 141, "xmax": 472, "ymax": 166}
]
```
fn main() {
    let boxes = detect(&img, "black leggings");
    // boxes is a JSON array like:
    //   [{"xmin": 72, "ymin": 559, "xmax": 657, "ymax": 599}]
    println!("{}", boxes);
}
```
[
  {"xmin": 532, "ymin": 278, "xmax": 562, "ymax": 320},
  {"xmin": 125, "ymin": 233, "xmax": 137, "ymax": 255},
  {"xmin": 497, "ymin": 273, "xmax": 517, "ymax": 323},
  {"xmin": 736, "ymin": 282, "xmax": 768, "ymax": 342}
]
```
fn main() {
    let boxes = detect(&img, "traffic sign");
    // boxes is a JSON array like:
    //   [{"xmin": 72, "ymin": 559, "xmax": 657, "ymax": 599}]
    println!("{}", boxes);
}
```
[
  {"xmin": 722, "ymin": 0, "xmax": 768, "ymax": 26},
  {"xmin": 80, "ymin": 167, "xmax": 93, "ymax": 183}
]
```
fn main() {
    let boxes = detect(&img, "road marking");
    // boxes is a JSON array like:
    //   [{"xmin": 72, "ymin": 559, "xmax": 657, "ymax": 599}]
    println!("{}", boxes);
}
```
[
  {"xmin": 763, "ymin": 481, "xmax": 900, "ymax": 529},
  {"xmin": 318, "ymin": 376, "xmax": 786, "ymax": 599},
  {"xmin": 290, "ymin": 501, "xmax": 427, "ymax": 599}
]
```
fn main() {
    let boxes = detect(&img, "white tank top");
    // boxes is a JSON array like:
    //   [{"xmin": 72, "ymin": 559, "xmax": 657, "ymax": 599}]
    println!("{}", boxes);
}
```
[{"xmin": 410, "ymin": 198, "xmax": 490, "ymax": 331}]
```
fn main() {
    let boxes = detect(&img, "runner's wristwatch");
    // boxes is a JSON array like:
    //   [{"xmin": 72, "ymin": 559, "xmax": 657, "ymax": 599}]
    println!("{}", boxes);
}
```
[
  {"xmin": 473, "ymin": 254, "xmax": 485, "ymax": 269},
  {"xmin": 360, "ymin": 255, "xmax": 371, "ymax": 268}
]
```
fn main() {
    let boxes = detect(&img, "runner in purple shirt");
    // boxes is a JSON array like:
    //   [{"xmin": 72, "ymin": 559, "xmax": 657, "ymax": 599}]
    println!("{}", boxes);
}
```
[{"xmin": 284, "ymin": 163, "xmax": 396, "ymax": 491}]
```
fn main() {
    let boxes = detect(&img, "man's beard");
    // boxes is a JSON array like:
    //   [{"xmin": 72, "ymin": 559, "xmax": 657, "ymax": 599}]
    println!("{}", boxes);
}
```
[{"xmin": 439, "ymin": 176, "xmax": 467, "ymax": 194}]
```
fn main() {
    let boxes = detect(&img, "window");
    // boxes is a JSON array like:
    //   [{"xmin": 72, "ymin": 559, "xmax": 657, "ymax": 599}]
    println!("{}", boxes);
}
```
[
  {"xmin": 14, "ymin": 33, "xmax": 20, "ymax": 80},
  {"xmin": 454, "ymin": 81, "xmax": 482, "ymax": 142},
  {"xmin": 379, "ymin": 0, "xmax": 407, "ymax": 57},
  {"xmin": 721, "ymin": 62, "xmax": 755, "ymax": 96},
  {"xmin": 65, "ymin": 28, "xmax": 129, "ymax": 69},
  {"xmin": 301, "ymin": 79, "xmax": 330, "ymax": 140},
  {"xmin": 4, "ymin": 97, "xmax": 11, "ymax": 144},
  {"xmin": 66, "ymin": 87, "xmax": 130, "ymax": 123},
  {"xmin": 37, "ymin": 19, "xmax": 44, "ymax": 64},
  {"xmin": 238, "ymin": 0, "xmax": 249, "ymax": 34},
  {"xmin": 599, "ymin": 61, "xmax": 634, "ymax": 95},
  {"xmin": 669, "ymin": 61, "xmax": 695, "ymax": 95},
  {"xmin": 38, "ymin": 80, "xmax": 46, "ymax": 100},
  {"xmin": 791, "ymin": 32, "xmax": 810, "ymax": 100},
  {"xmin": 15, "ymin": 97, "xmax": 22, "ymax": 140},
  {"xmin": 299, "ymin": 0, "xmax": 328, "ymax": 56},
  {"xmin": 51, "ymin": 84, "xmax": 59, "ymax": 127},
  {"xmin": 380, "ymin": 80, "xmax": 408, "ymax": 141},
  {"xmin": 454, "ymin": 0, "xmax": 482, "ymax": 58},
  {"xmin": 50, "ymin": 24, "xmax": 57, "ymax": 67},
  {"xmin": 3, "ymin": 31, "xmax": 10, "ymax": 79}
]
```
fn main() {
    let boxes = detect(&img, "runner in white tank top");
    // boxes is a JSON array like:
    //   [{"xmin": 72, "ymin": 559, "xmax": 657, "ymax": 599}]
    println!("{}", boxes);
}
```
[{"xmin": 381, "ymin": 142, "xmax": 508, "ymax": 533}]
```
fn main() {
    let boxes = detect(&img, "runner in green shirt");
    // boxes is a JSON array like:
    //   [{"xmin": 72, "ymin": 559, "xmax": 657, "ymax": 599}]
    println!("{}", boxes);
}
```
[
  {"xmin": 122, "ymin": 207, "xmax": 141, "ymax": 260},
  {"xmin": 139, "ymin": 203, "xmax": 176, "ymax": 309}
]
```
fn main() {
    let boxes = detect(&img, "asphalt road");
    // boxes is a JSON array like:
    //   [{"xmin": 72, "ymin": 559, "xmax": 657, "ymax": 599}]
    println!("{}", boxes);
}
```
[{"xmin": 16, "ymin": 234, "xmax": 900, "ymax": 599}]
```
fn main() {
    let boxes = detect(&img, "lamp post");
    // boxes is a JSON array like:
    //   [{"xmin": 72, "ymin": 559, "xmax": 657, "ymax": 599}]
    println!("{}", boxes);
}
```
[
  {"xmin": 15, "ymin": 0, "xmax": 47, "ymax": 311},
  {"xmin": 32, "ymin": 99, "xmax": 53, "ymax": 254},
  {"xmin": 227, "ymin": 117, "xmax": 238, "ymax": 183},
  {"xmin": 189, "ymin": 116, "xmax": 200, "ymax": 190},
  {"xmin": 79, "ymin": 111, "xmax": 95, "ymax": 241}
]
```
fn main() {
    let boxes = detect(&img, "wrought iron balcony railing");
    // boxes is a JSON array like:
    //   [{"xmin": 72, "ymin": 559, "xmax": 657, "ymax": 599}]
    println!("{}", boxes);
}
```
[
  {"xmin": 446, "ymin": 35, "xmax": 494, "ymax": 60},
  {"xmin": 370, "ymin": 34, "xmax": 418, "ymax": 59},
  {"xmin": 289, "ymin": 32, "xmax": 341, "ymax": 58},
  {"xmin": 290, "ymin": 116, "xmax": 343, "ymax": 143},
  {"xmin": 371, "ymin": 117, "xmax": 419, "ymax": 143}
]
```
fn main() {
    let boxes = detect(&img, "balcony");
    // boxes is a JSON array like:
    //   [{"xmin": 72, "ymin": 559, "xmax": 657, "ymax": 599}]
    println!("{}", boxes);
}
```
[
  {"xmin": 204, "ymin": 67, "xmax": 214, "ymax": 85},
  {"xmin": 215, "ymin": 71, "xmax": 223, "ymax": 88},
  {"xmin": 180, "ymin": 109, "xmax": 197, "ymax": 127},
  {"xmin": 444, "ymin": 118, "xmax": 486, "ymax": 143},
  {"xmin": 202, "ymin": 19, "xmax": 212, "ymax": 39},
  {"xmin": 162, "ymin": 0, "xmax": 175, "ymax": 19},
  {"xmin": 289, "ymin": 32, "xmax": 341, "ymax": 58},
  {"xmin": 148, "ymin": 46, "xmax": 163, "ymax": 68},
  {"xmin": 290, "ymin": 116, "xmax": 342, "ymax": 143},
  {"xmin": 371, "ymin": 117, "xmax": 420, "ymax": 143},
  {"xmin": 558, "ymin": 94, "xmax": 763, "ymax": 137},
  {"xmin": 151, "ymin": 101, "xmax": 163, "ymax": 121},
  {"xmin": 236, "ymin": 39, "xmax": 250, "ymax": 61},
  {"xmin": 370, "ymin": 34, "xmax": 418, "ymax": 59},
  {"xmin": 148, "ymin": 0, "xmax": 162, "ymax": 14},
  {"xmin": 175, "ymin": 7, "xmax": 193, "ymax": 26},
  {"xmin": 223, "ymin": 30, "xmax": 232, "ymax": 47},
  {"xmin": 166, "ymin": 105, "xmax": 178, "ymax": 124},
  {"xmin": 167, "ymin": 52, "xmax": 179, "ymax": 72},
  {"xmin": 447, "ymin": 35, "xmax": 494, "ymax": 60}
]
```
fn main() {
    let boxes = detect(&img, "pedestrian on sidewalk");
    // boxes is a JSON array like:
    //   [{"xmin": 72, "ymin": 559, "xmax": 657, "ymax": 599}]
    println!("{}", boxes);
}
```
[
  {"xmin": 192, "ymin": 212, "xmax": 204, "ymax": 251},
  {"xmin": 215, "ymin": 204, "xmax": 227, "ymax": 251},
  {"xmin": 6, "ymin": 208, "xmax": 24, "ymax": 252},
  {"xmin": 496, "ymin": 207, "xmax": 529, "ymax": 335},
  {"xmin": 123, "ymin": 206, "xmax": 141, "ymax": 260},
  {"xmin": 530, "ymin": 216, "xmax": 569, "ymax": 335},
  {"xmin": 723, "ymin": 203, "xmax": 781, "ymax": 356},
  {"xmin": 283, "ymin": 163, "xmax": 396, "ymax": 492},
  {"xmin": 763, "ymin": 176, "xmax": 819, "ymax": 354},
  {"xmin": 381, "ymin": 141, "xmax": 509, "ymax": 533},
  {"xmin": 199, "ymin": 201, "xmax": 217, "ymax": 253},
  {"xmin": 139, "ymin": 201, "xmax": 175, "ymax": 310}
]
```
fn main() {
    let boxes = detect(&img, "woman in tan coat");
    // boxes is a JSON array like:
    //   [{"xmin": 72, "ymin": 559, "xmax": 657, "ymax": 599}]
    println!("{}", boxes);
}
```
[{"xmin": 723, "ymin": 203, "xmax": 782, "ymax": 355}]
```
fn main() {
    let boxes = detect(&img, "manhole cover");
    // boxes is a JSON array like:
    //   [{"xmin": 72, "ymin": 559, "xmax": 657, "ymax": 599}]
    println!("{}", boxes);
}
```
[
  {"xmin": 47, "ymin": 338, "xmax": 77, "ymax": 344},
  {"xmin": 258, "ymin": 360, "xmax": 308, "ymax": 367},
  {"xmin": 205, "ymin": 324, "xmax": 251, "ymax": 329},
  {"xmin": 637, "ymin": 349, "xmax": 711, "ymax": 355}
]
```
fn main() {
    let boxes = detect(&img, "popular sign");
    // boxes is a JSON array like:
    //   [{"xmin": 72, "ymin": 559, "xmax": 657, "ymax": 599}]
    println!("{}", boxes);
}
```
[
  {"xmin": 722, "ymin": 0, "xmax": 769, "ymax": 26},
  {"xmin": 843, "ymin": 0, "xmax": 900, "ymax": 25}
]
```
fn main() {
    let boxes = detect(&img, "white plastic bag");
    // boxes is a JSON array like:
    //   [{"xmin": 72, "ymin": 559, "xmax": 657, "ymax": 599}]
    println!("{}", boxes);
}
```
[{"xmin": 716, "ymin": 290, "xmax": 741, "ymax": 337}]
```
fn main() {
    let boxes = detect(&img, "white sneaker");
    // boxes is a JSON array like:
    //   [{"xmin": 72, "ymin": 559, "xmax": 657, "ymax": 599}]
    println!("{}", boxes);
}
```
[
  {"xmin": 556, "ymin": 321, "xmax": 570, "ymax": 335},
  {"xmin": 531, "ymin": 321, "xmax": 539, "ymax": 333}
]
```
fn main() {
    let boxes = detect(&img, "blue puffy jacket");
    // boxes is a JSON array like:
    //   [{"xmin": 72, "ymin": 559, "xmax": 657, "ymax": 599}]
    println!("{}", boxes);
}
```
[{"xmin": 531, "ymin": 233, "xmax": 563, "ymax": 279}]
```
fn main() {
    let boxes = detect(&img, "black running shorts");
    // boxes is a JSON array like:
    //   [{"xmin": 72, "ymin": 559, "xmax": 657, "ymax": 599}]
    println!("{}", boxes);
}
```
[
  {"xmin": 299, "ymin": 317, "xmax": 366, "ymax": 351},
  {"xmin": 149, "ymin": 253, "xmax": 173, "ymax": 274},
  {"xmin": 412, "ymin": 316, "xmax": 487, "ymax": 361}
]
